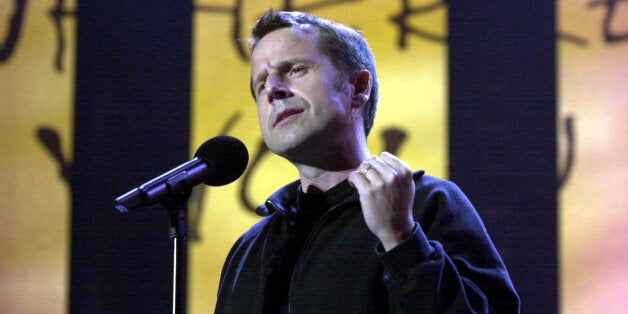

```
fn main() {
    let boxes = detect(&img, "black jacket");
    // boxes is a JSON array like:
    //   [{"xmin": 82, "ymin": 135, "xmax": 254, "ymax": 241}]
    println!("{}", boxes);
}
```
[{"xmin": 216, "ymin": 171, "xmax": 520, "ymax": 313}]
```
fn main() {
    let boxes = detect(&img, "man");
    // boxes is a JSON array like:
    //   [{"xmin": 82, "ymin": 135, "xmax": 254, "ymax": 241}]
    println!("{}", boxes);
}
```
[{"xmin": 216, "ymin": 10, "xmax": 520, "ymax": 313}]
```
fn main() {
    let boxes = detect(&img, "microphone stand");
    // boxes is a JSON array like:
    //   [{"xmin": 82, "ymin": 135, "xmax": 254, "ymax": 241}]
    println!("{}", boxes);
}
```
[
  {"xmin": 114, "ymin": 136, "xmax": 249, "ymax": 313},
  {"xmin": 162, "ymin": 173, "xmax": 195, "ymax": 314}
]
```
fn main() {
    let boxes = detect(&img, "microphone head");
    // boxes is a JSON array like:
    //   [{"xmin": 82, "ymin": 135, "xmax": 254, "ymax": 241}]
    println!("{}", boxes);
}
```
[{"xmin": 194, "ymin": 136, "xmax": 249, "ymax": 186}]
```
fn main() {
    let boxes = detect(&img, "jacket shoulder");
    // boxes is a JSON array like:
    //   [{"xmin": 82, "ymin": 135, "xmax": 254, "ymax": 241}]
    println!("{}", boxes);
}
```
[{"xmin": 412, "ymin": 173, "xmax": 482, "ymax": 235}]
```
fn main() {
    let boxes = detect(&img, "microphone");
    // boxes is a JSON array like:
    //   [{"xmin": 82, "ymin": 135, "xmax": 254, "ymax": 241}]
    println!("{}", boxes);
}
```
[{"xmin": 114, "ymin": 136, "xmax": 248, "ymax": 212}]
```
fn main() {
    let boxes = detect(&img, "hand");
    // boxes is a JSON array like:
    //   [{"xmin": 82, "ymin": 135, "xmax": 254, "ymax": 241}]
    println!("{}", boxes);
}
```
[{"xmin": 348, "ymin": 152, "xmax": 415, "ymax": 251}]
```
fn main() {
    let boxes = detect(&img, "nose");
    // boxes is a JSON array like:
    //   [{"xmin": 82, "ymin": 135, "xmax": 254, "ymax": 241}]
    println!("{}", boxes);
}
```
[{"xmin": 266, "ymin": 74, "xmax": 292, "ymax": 103}]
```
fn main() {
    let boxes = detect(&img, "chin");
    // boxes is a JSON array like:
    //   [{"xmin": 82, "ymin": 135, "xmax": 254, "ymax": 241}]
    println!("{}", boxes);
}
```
[
  {"xmin": 267, "ymin": 140, "xmax": 313, "ymax": 164},
  {"xmin": 265, "ymin": 138, "xmax": 297, "ymax": 157},
  {"xmin": 266, "ymin": 130, "xmax": 329, "ymax": 159}
]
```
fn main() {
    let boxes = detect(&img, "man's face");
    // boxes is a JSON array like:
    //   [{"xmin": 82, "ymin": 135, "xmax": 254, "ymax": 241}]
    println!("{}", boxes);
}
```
[{"xmin": 251, "ymin": 26, "xmax": 355, "ymax": 161}]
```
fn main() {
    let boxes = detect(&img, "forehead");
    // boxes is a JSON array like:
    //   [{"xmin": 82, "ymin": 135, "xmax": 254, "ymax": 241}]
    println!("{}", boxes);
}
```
[{"xmin": 251, "ymin": 26, "xmax": 321, "ymax": 70}]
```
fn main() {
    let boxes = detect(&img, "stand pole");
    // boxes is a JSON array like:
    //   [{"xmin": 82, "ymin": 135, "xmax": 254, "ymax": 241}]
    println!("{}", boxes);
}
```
[{"xmin": 166, "ymin": 193, "xmax": 190, "ymax": 314}]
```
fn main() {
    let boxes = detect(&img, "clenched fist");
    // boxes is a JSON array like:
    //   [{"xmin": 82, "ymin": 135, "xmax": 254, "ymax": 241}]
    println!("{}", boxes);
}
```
[{"xmin": 348, "ymin": 152, "xmax": 415, "ymax": 251}]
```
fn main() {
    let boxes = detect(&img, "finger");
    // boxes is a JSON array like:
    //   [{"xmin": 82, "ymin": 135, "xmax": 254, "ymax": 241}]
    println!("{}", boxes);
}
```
[
  {"xmin": 366, "ymin": 156, "xmax": 394, "ymax": 182},
  {"xmin": 350, "ymin": 161, "xmax": 372, "ymax": 184},
  {"xmin": 348, "ymin": 167, "xmax": 370, "ymax": 189},
  {"xmin": 380, "ymin": 152, "xmax": 412, "ymax": 174},
  {"xmin": 359, "ymin": 161, "xmax": 373, "ymax": 175}
]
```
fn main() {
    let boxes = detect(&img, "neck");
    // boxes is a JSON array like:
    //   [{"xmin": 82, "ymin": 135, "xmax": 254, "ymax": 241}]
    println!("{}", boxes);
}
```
[{"xmin": 294, "ymin": 143, "xmax": 370, "ymax": 193}]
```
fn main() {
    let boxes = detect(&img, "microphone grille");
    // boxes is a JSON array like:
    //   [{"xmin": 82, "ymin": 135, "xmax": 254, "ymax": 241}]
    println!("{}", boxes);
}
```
[{"xmin": 194, "ymin": 136, "xmax": 249, "ymax": 186}]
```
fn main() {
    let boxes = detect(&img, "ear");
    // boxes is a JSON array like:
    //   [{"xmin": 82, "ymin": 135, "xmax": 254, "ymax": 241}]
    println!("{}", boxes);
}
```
[{"xmin": 350, "ymin": 70, "xmax": 372, "ymax": 108}]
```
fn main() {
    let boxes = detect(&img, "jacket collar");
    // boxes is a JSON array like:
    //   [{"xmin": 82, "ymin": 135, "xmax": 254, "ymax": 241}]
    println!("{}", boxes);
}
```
[
  {"xmin": 255, "ymin": 179, "xmax": 301, "ymax": 217},
  {"xmin": 255, "ymin": 178, "xmax": 358, "ymax": 218},
  {"xmin": 255, "ymin": 170, "xmax": 426, "ymax": 218}
]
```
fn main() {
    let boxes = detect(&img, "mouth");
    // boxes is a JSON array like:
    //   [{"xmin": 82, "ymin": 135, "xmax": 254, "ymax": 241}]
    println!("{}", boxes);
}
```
[{"xmin": 274, "ymin": 108, "xmax": 304, "ymax": 127}]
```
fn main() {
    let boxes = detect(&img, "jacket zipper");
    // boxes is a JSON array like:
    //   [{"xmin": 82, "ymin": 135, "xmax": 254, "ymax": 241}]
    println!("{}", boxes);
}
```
[{"xmin": 286, "ymin": 196, "xmax": 359, "ymax": 313}]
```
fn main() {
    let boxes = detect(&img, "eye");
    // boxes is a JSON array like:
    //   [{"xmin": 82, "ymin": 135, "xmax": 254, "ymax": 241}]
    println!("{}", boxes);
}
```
[
  {"xmin": 288, "ymin": 66, "xmax": 306, "ymax": 76},
  {"xmin": 256, "ymin": 82, "xmax": 266, "ymax": 95}
]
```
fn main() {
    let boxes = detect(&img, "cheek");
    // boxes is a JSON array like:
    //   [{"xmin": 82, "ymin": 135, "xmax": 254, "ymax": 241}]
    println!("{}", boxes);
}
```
[{"xmin": 257, "ymin": 106, "xmax": 270, "ymax": 128}]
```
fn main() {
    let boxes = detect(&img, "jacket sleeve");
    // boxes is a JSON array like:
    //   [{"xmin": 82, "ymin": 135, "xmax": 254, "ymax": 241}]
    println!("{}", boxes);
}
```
[{"xmin": 375, "ymin": 176, "xmax": 520, "ymax": 313}]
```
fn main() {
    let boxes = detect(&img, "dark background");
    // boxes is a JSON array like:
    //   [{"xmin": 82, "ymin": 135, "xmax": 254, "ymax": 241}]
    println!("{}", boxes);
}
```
[{"xmin": 70, "ymin": 1, "xmax": 556, "ymax": 313}]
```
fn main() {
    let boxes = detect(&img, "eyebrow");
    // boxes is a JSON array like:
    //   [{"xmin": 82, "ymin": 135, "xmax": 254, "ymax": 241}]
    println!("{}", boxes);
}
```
[
  {"xmin": 251, "ymin": 58, "xmax": 314, "ymax": 83},
  {"xmin": 251, "ymin": 58, "xmax": 314, "ymax": 95}
]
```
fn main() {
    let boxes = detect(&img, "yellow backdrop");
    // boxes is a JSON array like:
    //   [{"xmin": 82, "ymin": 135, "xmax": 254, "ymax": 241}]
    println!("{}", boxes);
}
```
[
  {"xmin": 0, "ymin": 0, "xmax": 76, "ymax": 313},
  {"xmin": 558, "ymin": 1, "xmax": 628, "ymax": 312},
  {"xmin": 1, "ymin": 1, "xmax": 626, "ymax": 313}
]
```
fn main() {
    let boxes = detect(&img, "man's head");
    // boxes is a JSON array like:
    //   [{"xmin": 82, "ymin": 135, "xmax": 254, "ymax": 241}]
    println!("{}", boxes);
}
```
[{"xmin": 250, "ymin": 10, "xmax": 379, "ymax": 137}]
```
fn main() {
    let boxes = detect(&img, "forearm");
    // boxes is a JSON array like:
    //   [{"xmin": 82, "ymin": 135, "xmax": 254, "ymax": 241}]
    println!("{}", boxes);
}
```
[{"xmin": 376, "ymin": 228, "xmax": 519, "ymax": 313}]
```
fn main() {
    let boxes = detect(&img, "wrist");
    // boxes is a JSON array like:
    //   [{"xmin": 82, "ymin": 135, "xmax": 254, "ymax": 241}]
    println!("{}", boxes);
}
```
[{"xmin": 379, "ymin": 220, "xmax": 415, "ymax": 252}]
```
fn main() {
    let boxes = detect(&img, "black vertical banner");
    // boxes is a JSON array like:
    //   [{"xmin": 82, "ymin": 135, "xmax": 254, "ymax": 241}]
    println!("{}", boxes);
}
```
[
  {"xmin": 71, "ymin": 1, "xmax": 192, "ymax": 313},
  {"xmin": 449, "ymin": 2, "xmax": 557, "ymax": 312}
]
